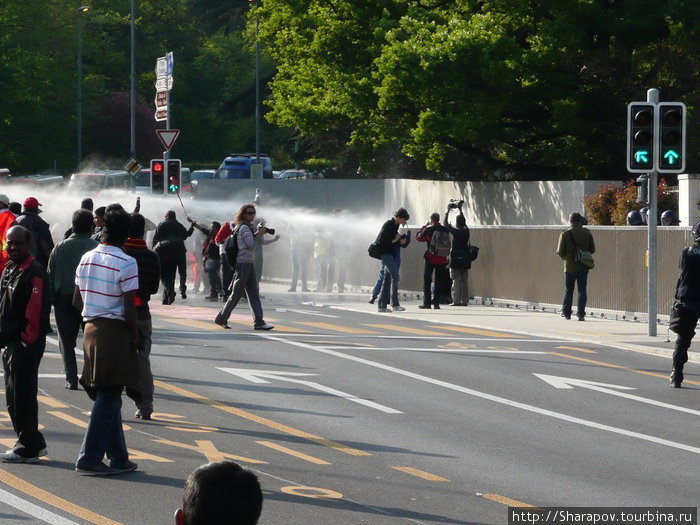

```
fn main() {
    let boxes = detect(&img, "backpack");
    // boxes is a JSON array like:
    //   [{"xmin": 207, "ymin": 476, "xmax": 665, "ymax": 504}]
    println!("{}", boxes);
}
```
[
  {"xmin": 224, "ymin": 224, "xmax": 249, "ymax": 265},
  {"xmin": 429, "ymin": 227, "xmax": 451, "ymax": 258}
]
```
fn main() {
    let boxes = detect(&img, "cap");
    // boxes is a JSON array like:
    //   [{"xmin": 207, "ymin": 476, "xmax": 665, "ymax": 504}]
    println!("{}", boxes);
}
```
[
  {"xmin": 23, "ymin": 197, "xmax": 42, "ymax": 210},
  {"xmin": 0, "ymin": 194, "xmax": 9, "ymax": 206}
]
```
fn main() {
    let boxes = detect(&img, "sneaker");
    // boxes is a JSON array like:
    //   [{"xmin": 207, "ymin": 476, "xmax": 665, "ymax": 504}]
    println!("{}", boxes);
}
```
[
  {"xmin": 418, "ymin": 304, "xmax": 431, "ymax": 309},
  {"xmin": 670, "ymin": 369, "xmax": 683, "ymax": 388},
  {"xmin": 204, "ymin": 295, "xmax": 218, "ymax": 301},
  {"xmin": 392, "ymin": 305, "xmax": 405, "ymax": 312},
  {"xmin": 181, "ymin": 291, "xmax": 187, "ymax": 299},
  {"xmin": 76, "ymin": 462, "xmax": 118, "ymax": 476},
  {"xmin": 0, "ymin": 451, "xmax": 39, "ymax": 463},
  {"xmin": 134, "ymin": 409, "xmax": 152, "ymax": 420},
  {"xmin": 65, "ymin": 381, "xmax": 79, "ymax": 390},
  {"xmin": 433, "ymin": 304, "xmax": 440, "ymax": 310},
  {"xmin": 254, "ymin": 322, "xmax": 274, "ymax": 331},
  {"xmin": 368, "ymin": 296, "xmax": 376, "ymax": 304},
  {"xmin": 378, "ymin": 307, "xmax": 392, "ymax": 313},
  {"xmin": 109, "ymin": 460, "xmax": 137, "ymax": 474},
  {"xmin": 214, "ymin": 317, "xmax": 231, "ymax": 329},
  {"xmin": 38, "ymin": 448, "xmax": 48, "ymax": 457}
]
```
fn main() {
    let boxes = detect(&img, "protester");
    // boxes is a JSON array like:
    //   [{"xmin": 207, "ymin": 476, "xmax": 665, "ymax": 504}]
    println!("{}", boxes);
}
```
[
  {"xmin": 92, "ymin": 206, "xmax": 106, "ymax": 241},
  {"xmin": 0, "ymin": 194, "xmax": 17, "ymax": 271},
  {"xmin": 416, "ymin": 212, "xmax": 450, "ymax": 309},
  {"xmin": 369, "ymin": 226, "xmax": 410, "ymax": 304},
  {"xmin": 375, "ymin": 207, "xmax": 410, "ymax": 313},
  {"xmin": 152, "ymin": 210, "xmax": 195, "ymax": 304},
  {"xmin": 193, "ymin": 221, "xmax": 222, "ymax": 301},
  {"xmin": 0, "ymin": 226, "xmax": 51, "ymax": 463},
  {"xmin": 12, "ymin": 197, "xmax": 53, "ymax": 268},
  {"xmin": 556, "ymin": 212, "xmax": 595, "ymax": 321},
  {"xmin": 48, "ymin": 209, "xmax": 98, "ymax": 390},
  {"xmin": 64, "ymin": 198, "xmax": 94, "ymax": 239},
  {"xmin": 443, "ymin": 203, "xmax": 471, "ymax": 306},
  {"xmin": 124, "ymin": 213, "xmax": 161, "ymax": 420},
  {"xmin": 73, "ymin": 205, "xmax": 140, "ymax": 475},
  {"xmin": 175, "ymin": 461, "xmax": 262, "ymax": 525},
  {"xmin": 287, "ymin": 224, "xmax": 312, "ymax": 292},
  {"xmin": 668, "ymin": 219, "xmax": 700, "ymax": 388},
  {"xmin": 214, "ymin": 203, "xmax": 274, "ymax": 331},
  {"xmin": 326, "ymin": 209, "xmax": 346, "ymax": 293}
]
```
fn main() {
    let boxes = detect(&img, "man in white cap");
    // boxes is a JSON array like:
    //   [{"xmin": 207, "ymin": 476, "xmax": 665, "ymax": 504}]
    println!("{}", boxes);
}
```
[
  {"xmin": 13, "ymin": 197, "xmax": 53, "ymax": 268},
  {"xmin": 0, "ymin": 194, "xmax": 16, "ymax": 271}
]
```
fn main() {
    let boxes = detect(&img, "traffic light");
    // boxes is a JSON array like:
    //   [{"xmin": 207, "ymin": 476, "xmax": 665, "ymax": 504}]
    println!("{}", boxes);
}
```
[
  {"xmin": 656, "ymin": 102, "xmax": 686, "ymax": 173},
  {"xmin": 150, "ymin": 159, "xmax": 165, "ymax": 195},
  {"xmin": 627, "ymin": 102, "xmax": 655, "ymax": 173},
  {"xmin": 167, "ymin": 159, "xmax": 181, "ymax": 194}
]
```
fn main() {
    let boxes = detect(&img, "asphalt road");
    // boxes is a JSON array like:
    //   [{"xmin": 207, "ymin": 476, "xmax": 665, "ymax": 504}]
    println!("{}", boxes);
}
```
[{"xmin": 0, "ymin": 295, "xmax": 697, "ymax": 524}]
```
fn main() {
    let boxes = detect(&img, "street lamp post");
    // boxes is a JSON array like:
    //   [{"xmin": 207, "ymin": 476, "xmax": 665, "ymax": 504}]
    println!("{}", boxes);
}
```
[
  {"xmin": 77, "ymin": 5, "xmax": 90, "ymax": 170},
  {"xmin": 254, "ymin": 0, "xmax": 260, "ymax": 167}
]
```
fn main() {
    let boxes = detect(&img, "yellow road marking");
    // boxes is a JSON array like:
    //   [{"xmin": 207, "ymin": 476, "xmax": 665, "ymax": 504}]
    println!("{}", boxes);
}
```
[
  {"xmin": 363, "ymin": 324, "xmax": 444, "ymax": 336},
  {"xmin": 38, "ymin": 396, "xmax": 68, "ymax": 409},
  {"xmin": 549, "ymin": 352, "xmax": 700, "ymax": 386},
  {"xmin": 154, "ymin": 379, "xmax": 371, "ymax": 457},
  {"xmin": 153, "ymin": 438, "xmax": 266, "ymax": 464},
  {"xmin": 127, "ymin": 448, "xmax": 173, "ymax": 463},
  {"xmin": 556, "ymin": 345, "xmax": 597, "ymax": 354},
  {"xmin": 392, "ymin": 466, "xmax": 449, "ymax": 482},
  {"xmin": 305, "ymin": 340, "xmax": 375, "ymax": 347},
  {"xmin": 0, "ymin": 468, "xmax": 122, "ymax": 525},
  {"xmin": 431, "ymin": 325, "xmax": 522, "ymax": 338},
  {"xmin": 298, "ymin": 322, "xmax": 380, "ymax": 334},
  {"xmin": 280, "ymin": 486, "xmax": 343, "ymax": 499},
  {"xmin": 167, "ymin": 317, "xmax": 311, "ymax": 333},
  {"xmin": 48, "ymin": 411, "xmax": 88, "ymax": 428},
  {"xmin": 256, "ymin": 441, "xmax": 331, "ymax": 465},
  {"xmin": 482, "ymin": 493, "xmax": 537, "ymax": 508}
]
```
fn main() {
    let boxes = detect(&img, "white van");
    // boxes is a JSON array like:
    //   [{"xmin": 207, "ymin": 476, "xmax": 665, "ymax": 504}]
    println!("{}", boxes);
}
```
[{"xmin": 68, "ymin": 169, "xmax": 131, "ymax": 194}]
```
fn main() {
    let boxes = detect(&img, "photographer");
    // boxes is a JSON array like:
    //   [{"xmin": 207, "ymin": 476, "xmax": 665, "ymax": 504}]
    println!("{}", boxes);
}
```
[
  {"xmin": 416, "ymin": 212, "xmax": 450, "ymax": 309},
  {"xmin": 214, "ymin": 204, "xmax": 273, "ymax": 331},
  {"xmin": 444, "ymin": 199, "xmax": 470, "ymax": 306}
]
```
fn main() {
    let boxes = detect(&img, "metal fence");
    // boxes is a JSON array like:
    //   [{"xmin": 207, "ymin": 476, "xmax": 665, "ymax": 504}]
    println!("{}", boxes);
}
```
[{"xmin": 262, "ymin": 225, "xmax": 693, "ymax": 316}]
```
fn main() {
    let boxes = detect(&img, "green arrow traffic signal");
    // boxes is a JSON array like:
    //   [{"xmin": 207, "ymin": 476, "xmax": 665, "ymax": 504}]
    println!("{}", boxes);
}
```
[
  {"xmin": 664, "ymin": 150, "xmax": 679, "ymax": 164},
  {"xmin": 634, "ymin": 150, "xmax": 649, "ymax": 163}
]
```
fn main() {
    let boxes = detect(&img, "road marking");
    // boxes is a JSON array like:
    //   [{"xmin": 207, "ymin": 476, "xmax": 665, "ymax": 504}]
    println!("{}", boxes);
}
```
[
  {"xmin": 298, "ymin": 322, "xmax": 380, "ymax": 334},
  {"xmin": 275, "ymin": 308, "xmax": 340, "ymax": 318},
  {"xmin": 38, "ymin": 396, "xmax": 68, "ymax": 409},
  {"xmin": 549, "ymin": 352, "xmax": 700, "ymax": 386},
  {"xmin": 555, "ymin": 345, "xmax": 597, "ymax": 354},
  {"xmin": 48, "ymin": 411, "xmax": 87, "ymax": 428},
  {"xmin": 430, "ymin": 325, "xmax": 522, "ymax": 338},
  {"xmin": 392, "ymin": 466, "xmax": 449, "ymax": 482},
  {"xmin": 218, "ymin": 368, "xmax": 402, "ymax": 414},
  {"xmin": 363, "ymin": 323, "xmax": 445, "ymax": 336},
  {"xmin": 0, "ymin": 485, "xmax": 80, "ymax": 525},
  {"xmin": 0, "ymin": 469, "xmax": 121, "ymax": 525},
  {"xmin": 256, "ymin": 441, "xmax": 331, "ymax": 465},
  {"xmin": 535, "ymin": 374, "xmax": 700, "ymax": 416},
  {"xmin": 165, "ymin": 317, "xmax": 311, "ymax": 333},
  {"xmin": 481, "ymin": 493, "xmax": 537, "ymax": 508},
  {"xmin": 318, "ymin": 346, "xmax": 545, "ymax": 354},
  {"xmin": 258, "ymin": 334, "xmax": 700, "ymax": 455},
  {"xmin": 153, "ymin": 438, "xmax": 266, "ymax": 464},
  {"xmin": 280, "ymin": 486, "xmax": 343, "ymax": 499},
  {"xmin": 154, "ymin": 379, "xmax": 371, "ymax": 456}
]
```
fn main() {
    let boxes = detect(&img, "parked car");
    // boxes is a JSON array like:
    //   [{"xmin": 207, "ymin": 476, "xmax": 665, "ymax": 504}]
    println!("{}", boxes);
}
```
[
  {"xmin": 68, "ymin": 169, "xmax": 131, "ymax": 194},
  {"xmin": 190, "ymin": 169, "xmax": 216, "ymax": 196},
  {"xmin": 215, "ymin": 153, "xmax": 273, "ymax": 179},
  {"xmin": 277, "ymin": 169, "xmax": 323, "ymax": 180}
]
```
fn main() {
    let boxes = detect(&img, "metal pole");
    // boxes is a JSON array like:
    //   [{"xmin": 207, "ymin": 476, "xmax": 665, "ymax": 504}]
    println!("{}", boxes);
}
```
[
  {"xmin": 130, "ymin": 0, "xmax": 136, "ymax": 157},
  {"xmin": 647, "ymin": 88, "xmax": 659, "ymax": 336},
  {"xmin": 255, "ymin": 0, "xmax": 260, "ymax": 165},
  {"xmin": 77, "ymin": 6, "xmax": 89, "ymax": 170}
]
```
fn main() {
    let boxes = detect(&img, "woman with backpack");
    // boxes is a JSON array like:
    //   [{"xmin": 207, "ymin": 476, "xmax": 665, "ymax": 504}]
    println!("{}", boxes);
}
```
[{"xmin": 213, "ymin": 204, "xmax": 273, "ymax": 331}]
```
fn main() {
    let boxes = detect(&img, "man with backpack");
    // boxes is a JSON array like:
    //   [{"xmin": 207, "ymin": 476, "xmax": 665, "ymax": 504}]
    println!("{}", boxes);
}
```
[{"xmin": 416, "ymin": 212, "xmax": 451, "ymax": 309}]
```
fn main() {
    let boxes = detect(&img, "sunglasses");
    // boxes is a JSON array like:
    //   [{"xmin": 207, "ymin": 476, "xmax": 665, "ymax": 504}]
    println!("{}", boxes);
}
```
[{"xmin": 245, "ymin": 210, "xmax": 256, "ymax": 215}]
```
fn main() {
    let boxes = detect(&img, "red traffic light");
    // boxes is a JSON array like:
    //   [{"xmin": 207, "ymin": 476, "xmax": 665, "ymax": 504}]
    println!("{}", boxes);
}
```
[{"xmin": 152, "ymin": 162, "xmax": 164, "ymax": 173}]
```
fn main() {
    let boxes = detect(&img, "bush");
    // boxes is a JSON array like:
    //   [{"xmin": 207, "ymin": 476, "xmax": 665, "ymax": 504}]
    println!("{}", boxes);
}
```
[{"xmin": 584, "ymin": 178, "xmax": 678, "ymax": 225}]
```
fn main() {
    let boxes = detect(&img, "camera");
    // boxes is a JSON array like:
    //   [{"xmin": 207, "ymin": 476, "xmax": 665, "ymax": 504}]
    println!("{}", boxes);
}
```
[
  {"xmin": 448, "ymin": 199, "xmax": 464, "ymax": 209},
  {"xmin": 257, "ymin": 222, "xmax": 275, "ymax": 235}
]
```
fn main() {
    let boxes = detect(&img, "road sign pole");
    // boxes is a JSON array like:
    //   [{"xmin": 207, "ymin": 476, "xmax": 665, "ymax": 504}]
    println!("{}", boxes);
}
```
[{"xmin": 647, "ymin": 88, "xmax": 659, "ymax": 337}]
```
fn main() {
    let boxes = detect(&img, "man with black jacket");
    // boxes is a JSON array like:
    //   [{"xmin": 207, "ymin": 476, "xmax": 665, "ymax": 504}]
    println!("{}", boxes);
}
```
[
  {"xmin": 124, "ymin": 213, "xmax": 160, "ymax": 419},
  {"xmin": 376, "ymin": 207, "xmax": 410, "ymax": 313},
  {"xmin": 416, "ymin": 212, "xmax": 450, "ymax": 309},
  {"xmin": 13, "ymin": 197, "xmax": 53, "ymax": 268},
  {"xmin": 152, "ymin": 210, "xmax": 194, "ymax": 304},
  {"xmin": 0, "ymin": 225, "xmax": 51, "ymax": 463}
]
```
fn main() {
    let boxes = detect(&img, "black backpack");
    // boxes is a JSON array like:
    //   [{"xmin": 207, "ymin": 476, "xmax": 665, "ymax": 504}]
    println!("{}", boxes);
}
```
[{"xmin": 224, "ymin": 224, "xmax": 248, "ymax": 265}]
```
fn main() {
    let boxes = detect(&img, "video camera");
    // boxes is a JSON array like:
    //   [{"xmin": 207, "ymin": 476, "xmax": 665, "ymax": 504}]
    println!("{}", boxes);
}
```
[{"xmin": 447, "ymin": 199, "xmax": 464, "ymax": 210}]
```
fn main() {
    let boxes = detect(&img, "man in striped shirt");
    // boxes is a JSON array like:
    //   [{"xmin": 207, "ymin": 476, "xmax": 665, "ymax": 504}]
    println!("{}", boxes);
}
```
[{"xmin": 73, "ymin": 204, "xmax": 141, "ymax": 476}]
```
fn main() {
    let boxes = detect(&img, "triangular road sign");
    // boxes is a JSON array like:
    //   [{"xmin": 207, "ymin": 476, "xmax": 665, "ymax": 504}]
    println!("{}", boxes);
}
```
[{"xmin": 156, "ymin": 129, "xmax": 180, "ymax": 151}]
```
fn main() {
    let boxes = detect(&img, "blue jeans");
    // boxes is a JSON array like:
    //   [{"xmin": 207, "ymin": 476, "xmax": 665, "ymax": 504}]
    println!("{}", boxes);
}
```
[
  {"xmin": 76, "ymin": 386, "xmax": 129, "ymax": 468},
  {"xmin": 562, "ymin": 269, "xmax": 589, "ymax": 319},
  {"xmin": 378, "ymin": 254, "xmax": 400, "ymax": 308}
]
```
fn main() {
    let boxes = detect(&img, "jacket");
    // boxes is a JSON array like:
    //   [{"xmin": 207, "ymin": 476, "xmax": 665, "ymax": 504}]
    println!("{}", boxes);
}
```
[
  {"xmin": 47, "ymin": 233, "xmax": 99, "ymax": 300},
  {"xmin": 0, "ymin": 254, "xmax": 50, "ymax": 347},
  {"xmin": 13, "ymin": 211, "xmax": 53, "ymax": 268},
  {"xmin": 416, "ymin": 223, "xmax": 448, "ymax": 265},
  {"xmin": 124, "ymin": 239, "xmax": 161, "ymax": 320},
  {"xmin": 556, "ymin": 223, "xmax": 595, "ymax": 273}
]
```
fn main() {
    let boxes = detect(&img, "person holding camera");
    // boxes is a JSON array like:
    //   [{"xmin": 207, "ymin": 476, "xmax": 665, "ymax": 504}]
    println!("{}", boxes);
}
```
[
  {"xmin": 416, "ymin": 212, "xmax": 450, "ymax": 309},
  {"xmin": 214, "ymin": 204, "xmax": 273, "ymax": 331},
  {"xmin": 444, "ymin": 200, "xmax": 470, "ymax": 306}
]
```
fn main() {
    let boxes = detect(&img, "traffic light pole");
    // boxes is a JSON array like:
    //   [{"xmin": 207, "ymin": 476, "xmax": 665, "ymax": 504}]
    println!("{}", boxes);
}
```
[{"xmin": 647, "ymin": 88, "xmax": 658, "ymax": 336}]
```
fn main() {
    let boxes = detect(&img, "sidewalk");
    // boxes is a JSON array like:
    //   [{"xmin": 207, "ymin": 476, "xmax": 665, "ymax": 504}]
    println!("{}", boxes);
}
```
[{"xmin": 227, "ymin": 282, "xmax": 696, "ymax": 364}]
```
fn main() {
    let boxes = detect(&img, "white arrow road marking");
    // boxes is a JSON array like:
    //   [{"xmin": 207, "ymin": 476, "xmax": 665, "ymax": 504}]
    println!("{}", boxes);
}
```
[
  {"xmin": 275, "ymin": 308, "xmax": 340, "ymax": 318},
  {"xmin": 256, "ymin": 333, "xmax": 700, "ymax": 455},
  {"xmin": 535, "ymin": 374, "xmax": 700, "ymax": 417},
  {"xmin": 217, "ymin": 368, "xmax": 402, "ymax": 414}
]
